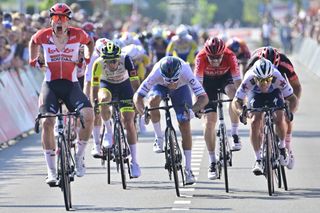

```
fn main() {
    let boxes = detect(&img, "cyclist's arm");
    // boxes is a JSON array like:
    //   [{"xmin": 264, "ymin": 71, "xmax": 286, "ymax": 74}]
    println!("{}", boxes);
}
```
[
  {"xmin": 232, "ymin": 97, "xmax": 244, "ymax": 116},
  {"xmin": 91, "ymin": 60, "xmax": 102, "ymax": 102},
  {"xmin": 290, "ymin": 78, "xmax": 302, "ymax": 99},
  {"xmin": 28, "ymin": 39, "xmax": 41, "ymax": 67},
  {"xmin": 285, "ymin": 94, "xmax": 298, "ymax": 113},
  {"xmin": 186, "ymin": 41, "xmax": 197, "ymax": 64},
  {"xmin": 166, "ymin": 41, "xmax": 174, "ymax": 56},
  {"xmin": 133, "ymin": 92, "xmax": 145, "ymax": 115},
  {"xmin": 125, "ymin": 55, "xmax": 140, "ymax": 92}
]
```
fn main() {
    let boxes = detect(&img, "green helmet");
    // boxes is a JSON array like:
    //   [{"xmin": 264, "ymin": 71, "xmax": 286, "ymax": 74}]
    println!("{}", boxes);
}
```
[{"xmin": 101, "ymin": 41, "xmax": 121, "ymax": 60}]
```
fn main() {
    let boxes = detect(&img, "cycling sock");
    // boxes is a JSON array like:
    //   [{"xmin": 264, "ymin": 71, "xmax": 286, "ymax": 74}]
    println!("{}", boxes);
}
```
[
  {"xmin": 184, "ymin": 150, "xmax": 192, "ymax": 170},
  {"xmin": 285, "ymin": 133, "xmax": 292, "ymax": 151},
  {"xmin": 152, "ymin": 121, "xmax": 163, "ymax": 139},
  {"xmin": 208, "ymin": 151, "xmax": 216, "ymax": 163},
  {"xmin": 76, "ymin": 140, "xmax": 87, "ymax": 157},
  {"xmin": 104, "ymin": 120, "xmax": 112, "ymax": 134},
  {"xmin": 44, "ymin": 149, "xmax": 56, "ymax": 173},
  {"xmin": 231, "ymin": 123, "xmax": 239, "ymax": 135},
  {"xmin": 255, "ymin": 150, "xmax": 262, "ymax": 160},
  {"xmin": 129, "ymin": 144, "xmax": 137, "ymax": 163},
  {"xmin": 92, "ymin": 126, "xmax": 101, "ymax": 146},
  {"xmin": 279, "ymin": 139, "xmax": 286, "ymax": 149}
]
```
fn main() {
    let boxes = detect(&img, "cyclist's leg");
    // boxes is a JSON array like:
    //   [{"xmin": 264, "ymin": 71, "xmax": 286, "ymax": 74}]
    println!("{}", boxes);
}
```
[
  {"xmin": 148, "ymin": 85, "xmax": 168, "ymax": 152},
  {"xmin": 39, "ymin": 81, "xmax": 61, "ymax": 183},
  {"xmin": 97, "ymin": 81, "xmax": 113, "ymax": 149},
  {"xmin": 64, "ymin": 82, "xmax": 94, "ymax": 177}
]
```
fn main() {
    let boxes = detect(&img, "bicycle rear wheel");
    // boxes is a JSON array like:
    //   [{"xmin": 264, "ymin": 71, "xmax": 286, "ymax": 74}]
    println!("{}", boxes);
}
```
[
  {"xmin": 59, "ymin": 136, "xmax": 72, "ymax": 210},
  {"xmin": 114, "ymin": 122, "xmax": 127, "ymax": 189},
  {"xmin": 167, "ymin": 127, "xmax": 180, "ymax": 197}
]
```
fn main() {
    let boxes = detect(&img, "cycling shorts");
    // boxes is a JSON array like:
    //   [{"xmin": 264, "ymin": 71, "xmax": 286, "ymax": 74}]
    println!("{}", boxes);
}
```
[
  {"xmin": 39, "ymin": 79, "xmax": 92, "ymax": 114},
  {"xmin": 149, "ymin": 84, "xmax": 192, "ymax": 122},
  {"xmin": 100, "ymin": 79, "xmax": 134, "ymax": 111},
  {"xmin": 203, "ymin": 72, "xmax": 234, "ymax": 113}
]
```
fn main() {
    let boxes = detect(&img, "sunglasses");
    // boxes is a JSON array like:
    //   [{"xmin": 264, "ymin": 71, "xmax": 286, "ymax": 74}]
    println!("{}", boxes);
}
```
[
  {"xmin": 105, "ymin": 59, "xmax": 119, "ymax": 64},
  {"xmin": 255, "ymin": 76, "xmax": 273, "ymax": 83},
  {"xmin": 163, "ymin": 77, "xmax": 179, "ymax": 83},
  {"xmin": 207, "ymin": 54, "xmax": 223, "ymax": 61},
  {"xmin": 51, "ymin": 15, "xmax": 69, "ymax": 23}
]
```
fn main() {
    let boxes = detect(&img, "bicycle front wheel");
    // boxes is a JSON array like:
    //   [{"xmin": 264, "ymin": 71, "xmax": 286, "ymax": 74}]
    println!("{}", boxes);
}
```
[
  {"xmin": 220, "ymin": 125, "xmax": 229, "ymax": 193},
  {"xmin": 114, "ymin": 122, "xmax": 127, "ymax": 189},
  {"xmin": 263, "ymin": 126, "xmax": 274, "ymax": 196},
  {"xmin": 167, "ymin": 127, "xmax": 180, "ymax": 197},
  {"xmin": 58, "ymin": 135, "xmax": 72, "ymax": 210}
]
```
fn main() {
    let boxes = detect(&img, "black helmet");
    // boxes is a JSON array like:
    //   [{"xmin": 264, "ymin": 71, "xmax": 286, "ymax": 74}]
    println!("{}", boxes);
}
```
[
  {"xmin": 101, "ymin": 41, "xmax": 121, "ymax": 60},
  {"xmin": 159, "ymin": 56, "xmax": 182, "ymax": 80}
]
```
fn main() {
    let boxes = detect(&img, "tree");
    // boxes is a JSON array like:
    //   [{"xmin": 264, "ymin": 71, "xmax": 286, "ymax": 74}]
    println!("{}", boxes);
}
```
[
  {"xmin": 243, "ymin": 0, "xmax": 260, "ymax": 25},
  {"xmin": 191, "ymin": 0, "xmax": 217, "ymax": 28}
]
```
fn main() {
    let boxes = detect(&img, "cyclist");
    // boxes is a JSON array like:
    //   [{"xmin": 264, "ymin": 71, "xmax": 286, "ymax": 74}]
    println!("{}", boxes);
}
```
[
  {"xmin": 28, "ymin": 3, "xmax": 94, "ymax": 184},
  {"xmin": 166, "ymin": 25, "xmax": 197, "ymax": 66},
  {"xmin": 84, "ymin": 37, "xmax": 111, "ymax": 158},
  {"xmin": 232, "ymin": 58, "xmax": 298, "ymax": 175},
  {"xmin": 226, "ymin": 37, "xmax": 251, "ymax": 77},
  {"xmin": 91, "ymin": 41, "xmax": 141, "ymax": 178},
  {"xmin": 133, "ymin": 56, "xmax": 209, "ymax": 185},
  {"xmin": 194, "ymin": 37, "xmax": 242, "ymax": 180},
  {"xmin": 122, "ymin": 44, "xmax": 151, "ymax": 133},
  {"xmin": 246, "ymin": 46, "xmax": 302, "ymax": 169}
]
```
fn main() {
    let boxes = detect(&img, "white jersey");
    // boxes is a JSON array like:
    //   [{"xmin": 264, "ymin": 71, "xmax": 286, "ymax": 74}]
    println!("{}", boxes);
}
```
[
  {"xmin": 137, "ymin": 58, "xmax": 206, "ymax": 97},
  {"xmin": 235, "ymin": 68, "xmax": 294, "ymax": 100}
]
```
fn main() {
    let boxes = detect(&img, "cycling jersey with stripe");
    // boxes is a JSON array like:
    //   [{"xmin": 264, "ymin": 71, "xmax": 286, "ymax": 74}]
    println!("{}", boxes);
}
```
[{"xmin": 31, "ymin": 27, "xmax": 91, "ymax": 82}]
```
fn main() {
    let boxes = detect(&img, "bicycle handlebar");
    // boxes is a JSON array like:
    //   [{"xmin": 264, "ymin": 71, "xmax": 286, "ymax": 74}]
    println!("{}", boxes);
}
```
[
  {"xmin": 210, "ymin": 99, "xmax": 233, "ymax": 104},
  {"xmin": 34, "ymin": 109, "xmax": 85, "ymax": 133},
  {"xmin": 94, "ymin": 98, "xmax": 133, "ymax": 114}
]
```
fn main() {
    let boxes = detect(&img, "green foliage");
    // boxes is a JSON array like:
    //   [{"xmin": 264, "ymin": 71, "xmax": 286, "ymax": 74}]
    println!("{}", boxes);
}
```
[
  {"xmin": 191, "ymin": 0, "xmax": 217, "ymax": 28},
  {"xmin": 39, "ymin": 0, "xmax": 57, "ymax": 11}
]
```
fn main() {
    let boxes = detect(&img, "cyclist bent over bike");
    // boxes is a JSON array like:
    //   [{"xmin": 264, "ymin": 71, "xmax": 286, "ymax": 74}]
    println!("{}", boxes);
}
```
[
  {"xmin": 133, "ymin": 56, "xmax": 208, "ymax": 185},
  {"xmin": 91, "ymin": 41, "xmax": 141, "ymax": 178},
  {"xmin": 28, "ymin": 3, "xmax": 94, "ymax": 184},
  {"xmin": 232, "ymin": 58, "xmax": 298, "ymax": 175}
]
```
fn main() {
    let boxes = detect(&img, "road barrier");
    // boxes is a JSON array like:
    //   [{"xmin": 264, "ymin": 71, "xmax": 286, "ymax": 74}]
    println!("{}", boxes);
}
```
[{"xmin": 0, "ymin": 67, "xmax": 43, "ymax": 144}]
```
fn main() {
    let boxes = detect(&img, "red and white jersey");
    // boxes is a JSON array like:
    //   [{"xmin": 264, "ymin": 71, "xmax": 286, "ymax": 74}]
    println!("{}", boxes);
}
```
[
  {"xmin": 194, "ymin": 48, "xmax": 241, "ymax": 82},
  {"xmin": 31, "ymin": 27, "xmax": 91, "ymax": 82}
]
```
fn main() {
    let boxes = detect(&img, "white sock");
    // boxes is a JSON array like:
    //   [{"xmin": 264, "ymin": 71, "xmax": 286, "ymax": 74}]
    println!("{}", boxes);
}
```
[
  {"xmin": 184, "ymin": 150, "xmax": 192, "ymax": 171},
  {"xmin": 279, "ymin": 139, "xmax": 286, "ymax": 149},
  {"xmin": 152, "ymin": 121, "xmax": 163, "ymax": 139},
  {"xmin": 104, "ymin": 120, "xmax": 113, "ymax": 134},
  {"xmin": 92, "ymin": 126, "xmax": 101, "ymax": 146},
  {"xmin": 130, "ymin": 144, "xmax": 137, "ymax": 163},
  {"xmin": 231, "ymin": 123, "xmax": 239, "ymax": 135},
  {"xmin": 285, "ymin": 133, "xmax": 292, "ymax": 151},
  {"xmin": 255, "ymin": 150, "xmax": 261, "ymax": 160},
  {"xmin": 76, "ymin": 140, "xmax": 88, "ymax": 157},
  {"xmin": 44, "ymin": 149, "xmax": 56, "ymax": 174},
  {"xmin": 208, "ymin": 151, "xmax": 216, "ymax": 163}
]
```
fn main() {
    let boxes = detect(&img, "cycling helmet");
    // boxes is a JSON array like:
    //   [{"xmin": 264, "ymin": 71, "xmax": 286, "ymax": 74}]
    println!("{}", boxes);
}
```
[
  {"xmin": 259, "ymin": 46, "xmax": 280, "ymax": 66},
  {"xmin": 49, "ymin": 3, "xmax": 72, "ymax": 19},
  {"xmin": 82, "ymin": 22, "xmax": 94, "ymax": 32},
  {"xmin": 176, "ymin": 25, "xmax": 188, "ymax": 39},
  {"xmin": 159, "ymin": 56, "xmax": 182, "ymax": 80},
  {"xmin": 101, "ymin": 41, "xmax": 121, "ymax": 60},
  {"xmin": 253, "ymin": 58, "xmax": 274, "ymax": 79},
  {"xmin": 122, "ymin": 44, "xmax": 145, "ymax": 61},
  {"xmin": 95, "ymin": 38, "xmax": 111, "ymax": 54},
  {"xmin": 226, "ymin": 38, "xmax": 240, "ymax": 53},
  {"xmin": 204, "ymin": 37, "xmax": 225, "ymax": 56}
]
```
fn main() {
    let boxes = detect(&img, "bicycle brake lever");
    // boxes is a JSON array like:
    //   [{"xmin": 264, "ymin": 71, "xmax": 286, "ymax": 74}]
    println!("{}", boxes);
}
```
[{"xmin": 34, "ymin": 114, "xmax": 41, "ymax": 133}]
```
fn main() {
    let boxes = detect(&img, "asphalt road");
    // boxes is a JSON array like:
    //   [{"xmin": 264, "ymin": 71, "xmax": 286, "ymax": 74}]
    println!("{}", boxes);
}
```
[{"xmin": 0, "ymin": 55, "xmax": 319, "ymax": 213}]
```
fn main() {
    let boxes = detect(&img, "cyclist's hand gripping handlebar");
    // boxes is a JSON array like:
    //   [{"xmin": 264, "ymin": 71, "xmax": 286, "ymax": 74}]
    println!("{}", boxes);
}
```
[
  {"xmin": 144, "ymin": 107, "xmax": 150, "ymax": 125},
  {"xmin": 239, "ymin": 105, "xmax": 248, "ymax": 125},
  {"xmin": 94, "ymin": 98, "xmax": 100, "ymax": 114},
  {"xmin": 34, "ymin": 114, "xmax": 41, "ymax": 134},
  {"xmin": 75, "ymin": 108, "xmax": 85, "ymax": 129}
]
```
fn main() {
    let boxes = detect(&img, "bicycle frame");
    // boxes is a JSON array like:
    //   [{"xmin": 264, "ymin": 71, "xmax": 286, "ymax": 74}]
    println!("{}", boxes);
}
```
[
  {"xmin": 212, "ymin": 91, "xmax": 233, "ymax": 193},
  {"xmin": 144, "ymin": 94, "xmax": 185, "ymax": 197}
]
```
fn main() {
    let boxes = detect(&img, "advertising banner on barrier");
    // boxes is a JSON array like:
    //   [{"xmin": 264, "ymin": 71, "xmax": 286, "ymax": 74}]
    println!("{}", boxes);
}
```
[{"xmin": 0, "ymin": 72, "xmax": 34, "ymax": 136}]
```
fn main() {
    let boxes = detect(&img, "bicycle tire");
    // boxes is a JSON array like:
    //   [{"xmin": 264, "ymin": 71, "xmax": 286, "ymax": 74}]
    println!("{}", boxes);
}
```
[
  {"xmin": 220, "ymin": 124, "xmax": 229, "ymax": 193},
  {"xmin": 281, "ymin": 165, "xmax": 288, "ymax": 190},
  {"xmin": 264, "ymin": 126, "xmax": 274, "ymax": 196},
  {"xmin": 59, "ymin": 135, "xmax": 72, "ymax": 211},
  {"xmin": 167, "ymin": 127, "xmax": 180, "ymax": 197},
  {"xmin": 114, "ymin": 122, "xmax": 127, "ymax": 189}
]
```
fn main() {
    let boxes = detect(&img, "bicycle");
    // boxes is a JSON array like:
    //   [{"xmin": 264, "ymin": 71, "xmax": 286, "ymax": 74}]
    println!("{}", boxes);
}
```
[
  {"xmin": 241, "ymin": 103, "xmax": 292, "ymax": 196},
  {"xmin": 34, "ymin": 102, "xmax": 84, "ymax": 211},
  {"xmin": 94, "ymin": 99, "xmax": 132, "ymax": 189},
  {"xmin": 211, "ymin": 90, "xmax": 234, "ymax": 193},
  {"xmin": 144, "ymin": 94, "xmax": 185, "ymax": 197}
]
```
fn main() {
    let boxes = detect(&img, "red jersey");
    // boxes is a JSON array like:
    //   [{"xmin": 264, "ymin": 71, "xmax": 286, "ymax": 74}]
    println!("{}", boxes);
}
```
[
  {"xmin": 31, "ymin": 27, "xmax": 91, "ymax": 82},
  {"xmin": 194, "ymin": 48, "xmax": 241, "ymax": 81}
]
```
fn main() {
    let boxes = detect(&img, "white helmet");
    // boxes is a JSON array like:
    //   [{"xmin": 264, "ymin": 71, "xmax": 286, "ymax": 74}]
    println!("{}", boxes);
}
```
[
  {"xmin": 95, "ymin": 38, "xmax": 111, "ymax": 55},
  {"xmin": 253, "ymin": 58, "xmax": 274, "ymax": 79},
  {"xmin": 122, "ymin": 44, "xmax": 145, "ymax": 61},
  {"xmin": 176, "ymin": 25, "xmax": 189, "ymax": 39}
]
